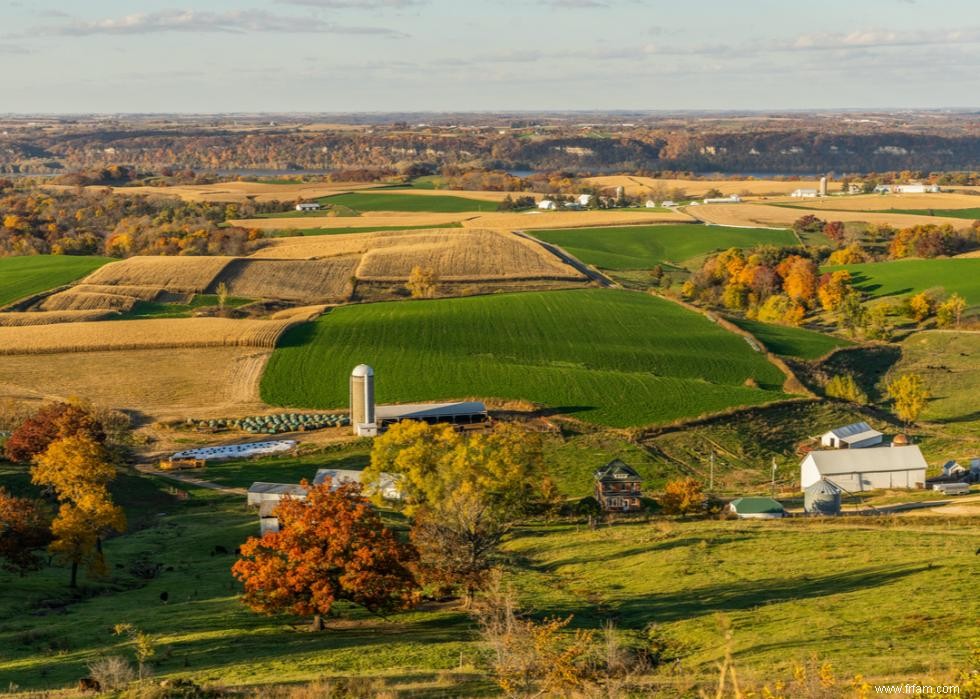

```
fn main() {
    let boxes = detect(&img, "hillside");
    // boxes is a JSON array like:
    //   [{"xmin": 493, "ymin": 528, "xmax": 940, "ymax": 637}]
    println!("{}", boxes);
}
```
[{"xmin": 0, "ymin": 255, "xmax": 113, "ymax": 308}]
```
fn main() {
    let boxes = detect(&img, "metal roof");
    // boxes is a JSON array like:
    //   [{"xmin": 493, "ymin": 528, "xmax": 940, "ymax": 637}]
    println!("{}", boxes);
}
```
[
  {"xmin": 729, "ymin": 497, "xmax": 785, "ymax": 514},
  {"xmin": 594, "ymin": 459, "xmax": 642, "ymax": 483},
  {"xmin": 376, "ymin": 401, "xmax": 487, "ymax": 421},
  {"xmin": 824, "ymin": 422, "xmax": 883, "ymax": 443},
  {"xmin": 247, "ymin": 482, "xmax": 307, "ymax": 496},
  {"xmin": 804, "ymin": 445, "xmax": 927, "ymax": 476}
]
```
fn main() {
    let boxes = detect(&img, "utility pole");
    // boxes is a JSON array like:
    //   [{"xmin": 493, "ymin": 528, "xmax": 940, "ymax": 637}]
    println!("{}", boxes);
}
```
[
  {"xmin": 709, "ymin": 452, "xmax": 715, "ymax": 492},
  {"xmin": 770, "ymin": 457, "xmax": 777, "ymax": 497}
]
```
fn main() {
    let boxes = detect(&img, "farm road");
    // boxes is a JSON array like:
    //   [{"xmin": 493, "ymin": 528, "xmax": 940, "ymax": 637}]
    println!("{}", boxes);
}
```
[
  {"xmin": 134, "ymin": 463, "xmax": 246, "ymax": 495},
  {"xmin": 515, "ymin": 230, "xmax": 618, "ymax": 287}
]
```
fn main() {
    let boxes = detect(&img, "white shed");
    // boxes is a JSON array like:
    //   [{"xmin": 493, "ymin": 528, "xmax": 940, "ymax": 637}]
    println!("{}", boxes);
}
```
[
  {"xmin": 791, "ymin": 188, "xmax": 819, "ymax": 198},
  {"xmin": 313, "ymin": 468, "xmax": 404, "ymax": 501},
  {"xmin": 537, "ymin": 199, "xmax": 557, "ymax": 210},
  {"xmin": 295, "ymin": 202, "xmax": 322, "ymax": 211},
  {"xmin": 820, "ymin": 422, "xmax": 883, "ymax": 449},
  {"xmin": 800, "ymin": 445, "xmax": 927, "ymax": 492},
  {"xmin": 246, "ymin": 482, "xmax": 308, "ymax": 507},
  {"xmin": 577, "ymin": 194, "xmax": 594, "ymax": 207}
]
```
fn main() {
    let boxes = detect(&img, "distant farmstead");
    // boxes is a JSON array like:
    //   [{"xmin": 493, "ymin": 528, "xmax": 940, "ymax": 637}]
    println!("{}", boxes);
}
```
[
  {"xmin": 537, "ymin": 199, "xmax": 558, "ymax": 210},
  {"xmin": 790, "ymin": 188, "xmax": 819, "ymax": 198},
  {"xmin": 594, "ymin": 460, "xmax": 643, "ymax": 512},
  {"xmin": 295, "ymin": 202, "xmax": 322, "ymax": 211},
  {"xmin": 703, "ymin": 195, "xmax": 742, "ymax": 204}
]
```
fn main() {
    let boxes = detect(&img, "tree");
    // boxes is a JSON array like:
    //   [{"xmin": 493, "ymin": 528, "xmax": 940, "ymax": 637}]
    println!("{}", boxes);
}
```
[
  {"xmin": 232, "ymin": 480, "xmax": 418, "ymax": 630},
  {"xmin": 887, "ymin": 373, "xmax": 930, "ymax": 426},
  {"xmin": 112, "ymin": 624, "xmax": 156, "ymax": 682},
  {"xmin": 908, "ymin": 291, "xmax": 936, "ymax": 322},
  {"xmin": 216, "ymin": 281, "xmax": 229, "ymax": 312},
  {"xmin": 4, "ymin": 401, "xmax": 105, "ymax": 464},
  {"xmin": 817, "ymin": 270, "xmax": 852, "ymax": 313},
  {"xmin": 660, "ymin": 478, "xmax": 705, "ymax": 516},
  {"xmin": 823, "ymin": 220, "xmax": 845, "ymax": 245},
  {"xmin": 824, "ymin": 374, "xmax": 868, "ymax": 404},
  {"xmin": 826, "ymin": 242, "xmax": 867, "ymax": 266},
  {"xmin": 31, "ymin": 434, "xmax": 125, "ymax": 587},
  {"xmin": 937, "ymin": 293, "xmax": 967, "ymax": 328},
  {"xmin": 406, "ymin": 266, "xmax": 438, "ymax": 299},
  {"xmin": 0, "ymin": 487, "xmax": 52, "ymax": 575},
  {"xmin": 837, "ymin": 289, "xmax": 869, "ymax": 337}
]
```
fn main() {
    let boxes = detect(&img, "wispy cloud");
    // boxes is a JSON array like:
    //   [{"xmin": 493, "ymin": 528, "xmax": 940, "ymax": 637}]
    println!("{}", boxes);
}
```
[
  {"xmin": 30, "ymin": 9, "xmax": 407, "ymax": 38},
  {"xmin": 785, "ymin": 27, "xmax": 980, "ymax": 51},
  {"xmin": 278, "ymin": 0, "xmax": 428, "ymax": 7}
]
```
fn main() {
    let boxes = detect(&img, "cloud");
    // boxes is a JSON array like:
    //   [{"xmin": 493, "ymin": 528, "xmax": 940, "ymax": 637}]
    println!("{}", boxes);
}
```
[
  {"xmin": 31, "ymin": 9, "xmax": 407, "ymax": 38},
  {"xmin": 785, "ymin": 27, "xmax": 980, "ymax": 51},
  {"xmin": 278, "ymin": 0, "xmax": 427, "ymax": 7},
  {"xmin": 541, "ymin": 0, "xmax": 609, "ymax": 7}
]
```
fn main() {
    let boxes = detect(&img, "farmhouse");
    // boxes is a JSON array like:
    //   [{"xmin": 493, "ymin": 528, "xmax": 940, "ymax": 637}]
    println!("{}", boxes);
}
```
[
  {"xmin": 820, "ymin": 422, "xmax": 883, "ymax": 449},
  {"xmin": 727, "ymin": 497, "xmax": 785, "ymax": 519},
  {"xmin": 246, "ymin": 482, "xmax": 307, "ymax": 507},
  {"xmin": 703, "ymin": 195, "xmax": 742, "ymax": 204},
  {"xmin": 537, "ymin": 199, "xmax": 558, "ymax": 210},
  {"xmin": 661, "ymin": 200, "xmax": 676, "ymax": 207},
  {"xmin": 593, "ymin": 460, "xmax": 643, "ymax": 512},
  {"xmin": 295, "ymin": 202, "xmax": 322, "ymax": 212},
  {"xmin": 313, "ymin": 468, "xmax": 403, "ymax": 501},
  {"xmin": 791, "ymin": 188, "xmax": 819, "ymax": 198},
  {"xmin": 800, "ymin": 445, "xmax": 928, "ymax": 491}
]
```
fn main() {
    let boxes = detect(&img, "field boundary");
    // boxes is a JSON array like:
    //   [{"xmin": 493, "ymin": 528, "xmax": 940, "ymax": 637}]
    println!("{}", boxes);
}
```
[{"xmin": 514, "ymin": 231, "xmax": 617, "ymax": 287}]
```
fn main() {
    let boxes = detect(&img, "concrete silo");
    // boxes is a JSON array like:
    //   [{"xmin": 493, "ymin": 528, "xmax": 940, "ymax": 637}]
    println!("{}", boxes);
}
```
[
  {"xmin": 819, "ymin": 176, "xmax": 828, "ymax": 197},
  {"xmin": 350, "ymin": 364, "xmax": 376, "ymax": 436},
  {"xmin": 804, "ymin": 479, "xmax": 842, "ymax": 516}
]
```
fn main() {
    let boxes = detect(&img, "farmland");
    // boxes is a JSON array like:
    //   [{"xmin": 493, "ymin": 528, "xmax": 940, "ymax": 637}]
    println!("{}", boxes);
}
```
[
  {"xmin": 262, "ymin": 289, "xmax": 790, "ymax": 427},
  {"xmin": 828, "ymin": 258, "xmax": 980, "ymax": 307},
  {"xmin": 0, "ymin": 255, "xmax": 113, "ymax": 308},
  {"xmin": 533, "ymin": 224, "xmax": 797, "ymax": 270},
  {"xmin": 319, "ymin": 191, "xmax": 500, "ymax": 213},
  {"xmin": 691, "ymin": 202, "xmax": 968, "ymax": 230},
  {"xmin": 728, "ymin": 317, "xmax": 853, "ymax": 360},
  {"xmin": 584, "ymin": 175, "xmax": 826, "ymax": 198},
  {"xmin": 892, "ymin": 331, "xmax": 980, "ymax": 429}
]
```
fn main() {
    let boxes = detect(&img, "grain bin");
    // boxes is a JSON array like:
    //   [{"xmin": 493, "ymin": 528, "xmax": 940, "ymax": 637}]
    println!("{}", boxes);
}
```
[
  {"xmin": 804, "ymin": 479, "xmax": 842, "ymax": 516},
  {"xmin": 350, "ymin": 364, "xmax": 376, "ymax": 435}
]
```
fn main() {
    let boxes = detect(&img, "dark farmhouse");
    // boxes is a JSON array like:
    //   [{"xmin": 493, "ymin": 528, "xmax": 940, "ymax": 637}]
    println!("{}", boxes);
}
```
[{"xmin": 594, "ymin": 460, "xmax": 643, "ymax": 512}]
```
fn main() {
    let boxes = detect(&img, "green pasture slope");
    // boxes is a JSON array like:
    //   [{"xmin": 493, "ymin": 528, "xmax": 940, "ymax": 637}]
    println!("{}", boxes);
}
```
[
  {"xmin": 874, "ymin": 207, "xmax": 980, "ymax": 220},
  {"xmin": 533, "ymin": 224, "xmax": 797, "ymax": 270},
  {"xmin": 262, "ymin": 289, "xmax": 788, "ymax": 427},
  {"xmin": 826, "ymin": 258, "xmax": 980, "ymax": 307},
  {"xmin": 0, "ymin": 255, "xmax": 113, "ymax": 308},
  {"xmin": 319, "ymin": 191, "xmax": 498, "ymax": 213},
  {"xmin": 728, "ymin": 317, "xmax": 853, "ymax": 360}
]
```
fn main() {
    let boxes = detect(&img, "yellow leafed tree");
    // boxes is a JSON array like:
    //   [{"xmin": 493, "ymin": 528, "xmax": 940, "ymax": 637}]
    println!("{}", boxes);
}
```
[{"xmin": 886, "ymin": 373, "xmax": 930, "ymax": 427}]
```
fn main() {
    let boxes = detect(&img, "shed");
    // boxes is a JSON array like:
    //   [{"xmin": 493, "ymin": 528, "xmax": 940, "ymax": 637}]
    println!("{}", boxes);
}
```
[
  {"xmin": 537, "ymin": 199, "xmax": 557, "ymax": 210},
  {"xmin": 376, "ymin": 401, "xmax": 488, "ymax": 428},
  {"xmin": 820, "ymin": 422, "xmax": 883, "ymax": 449},
  {"xmin": 727, "ymin": 497, "xmax": 785, "ymax": 519},
  {"xmin": 313, "ymin": 468, "xmax": 404, "ymax": 501},
  {"xmin": 577, "ymin": 194, "xmax": 593, "ymax": 207},
  {"xmin": 258, "ymin": 500, "xmax": 281, "ymax": 534},
  {"xmin": 791, "ymin": 188, "xmax": 819, "ymax": 198},
  {"xmin": 941, "ymin": 461, "xmax": 967, "ymax": 479},
  {"xmin": 246, "ymin": 482, "xmax": 307, "ymax": 507},
  {"xmin": 295, "ymin": 202, "xmax": 322, "ymax": 211},
  {"xmin": 800, "ymin": 445, "xmax": 927, "ymax": 491},
  {"xmin": 804, "ymin": 480, "xmax": 842, "ymax": 516}
]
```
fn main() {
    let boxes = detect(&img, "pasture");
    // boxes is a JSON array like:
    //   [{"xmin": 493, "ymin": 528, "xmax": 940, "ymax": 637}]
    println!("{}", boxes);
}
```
[
  {"xmin": 0, "ymin": 255, "xmax": 113, "ymax": 308},
  {"xmin": 261, "ymin": 289, "xmax": 789, "ymax": 428},
  {"xmin": 893, "ymin": 331, "xmax": 980, "ymax": 430},
  {"xmin": 728, "ymin": 317, "xmax": 852, "ymax": 360},
  {"xmin": 828, "ymin": 258, "xmax": 980, "ymax": 307},
  {"xmin": 319, "ymin": 191, "xmax": 500, "ymax": 213},
  {"xmin": 0, "ymin": 466, "xmax": 975, "ymax": 693},
  {"xmin": 533, "ymin": 224, "xmax": 797, "ymax": 270}
]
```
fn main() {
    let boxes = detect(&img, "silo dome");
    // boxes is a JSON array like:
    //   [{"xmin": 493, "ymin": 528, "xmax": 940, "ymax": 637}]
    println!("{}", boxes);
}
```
[
  {"xmin": 352, "ymin": 364, "xmax": 374, "ymax": 378},
  {"xmin": 892, "ymin": 434, "xmax": 909, "ymax": 446},
  {"xmin": 804, "ymin": 479, "xmax": 842, "ymax": 516}
]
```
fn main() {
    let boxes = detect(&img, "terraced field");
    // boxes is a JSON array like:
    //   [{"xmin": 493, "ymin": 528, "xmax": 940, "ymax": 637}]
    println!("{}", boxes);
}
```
[
  {"xmin": 728, "ymin": 317, "xmax": 853, "ymax": 360},
  {"xmin": 534, "ymin": 224, "xmax": 797, "ymax": 270},
  {"xmin": 262, "ymin": 289, "xmax": 789, "ymax": 427},
  {"xmin": 827, "ymin": 258, "xmax": 980, "ymax": 307},
  {"xmin": 0, "ymin": 255, "xmax": 113, "ymax": 308}
]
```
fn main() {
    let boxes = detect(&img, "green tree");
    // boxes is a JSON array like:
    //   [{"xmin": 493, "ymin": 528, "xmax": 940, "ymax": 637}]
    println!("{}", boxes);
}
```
[
  {"xmin": 824, "ymin": 373, "xmax": 868, "ymax": 404},
  {"xmin": 886, "ymin": 373, "xmax": 930, "ymax": 426}
]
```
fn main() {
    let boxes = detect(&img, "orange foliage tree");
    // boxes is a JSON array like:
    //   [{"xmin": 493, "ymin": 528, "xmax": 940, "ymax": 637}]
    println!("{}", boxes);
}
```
[
  {"xmin": 0, "ymin": 487, "xmax": 52, "ymax": 575},
  {"xmin": 4, "ymin": 402, "xmax": 105, "ymax": 464},
  {"xmin": 660, "ymin": 478, "xmax": 706, "ymax": 516},
  {"xmin": 232, "ymin": 480, "xmax": 419, "ymax": 630}
]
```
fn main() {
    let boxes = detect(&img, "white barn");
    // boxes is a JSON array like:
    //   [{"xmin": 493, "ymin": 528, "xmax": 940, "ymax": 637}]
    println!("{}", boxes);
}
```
[
  {"xmin": 295, "ymin": 202, "xmax": 322, "ymax": 212},
  {"xmin": 246, "ymin": 482, "xmax": 308, "ymax": 507},
  {"xmin": 800, "ymin": 445, "xmax": 927, "ymax": 492},
  {"xmin": 820, "ymin": 422, "xmax": 883, "ymax": 449},
  {"xmin": 703, "ymin": 195, "xmax": 742, "ymax": 204},
  {"xmin": 537, "ymin": 199, "xmax": 558, "ymax": 210},
  {"xmin": 894, "ymin": 183, "xmax": 939, "ymax": 194},
  {"xmin": 313, "ymin": 468, "xmax": 404, "ymax": 501},
  {"xmin": 577, "ymin": 194, "xmax": 594, "ymax": 207},
  {"xmin": 791, "ymin": 188, "xmax": 819, "ymax": 198}
]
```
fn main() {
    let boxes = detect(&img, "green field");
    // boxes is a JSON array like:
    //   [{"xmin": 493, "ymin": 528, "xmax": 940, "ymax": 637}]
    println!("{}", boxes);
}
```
[
  {"xmin": 728, "ymin": 317, "xmax": 853, "ymax": 360},
  {"xmin": 827, "ymin": 258, "xmax": 980, "ymax": 307},
  {"xmin": 0, "ymin": 255, "xmax": 113, "ymax": 308},
  {"xmin": 319, "ymin": 191, "xmax": 498, "ymax": 213},
  {"xmin": 262, "ymin": 289, "xmax": 789, "ymax": 427},
  {"xmin": 893, "ymin": 331, "xmax": 980, "ymax": 430},
  {"xmin": 1, "ymin": 458, "xmax": 975, "ymax": 693},
  {"xmin": 121, "ymin": 294, "xmax": 252, "ymax": 319},
  {"xmin": 875, "ymin": 207, "xmax": 980, "ymax": 220},
  {"xmin": 265, "ymin": 222, "xmax": 463, "ymax": 237},
  {"xmin": 533, "ymin": 224, "xmax": 797, "ymax": 270}
]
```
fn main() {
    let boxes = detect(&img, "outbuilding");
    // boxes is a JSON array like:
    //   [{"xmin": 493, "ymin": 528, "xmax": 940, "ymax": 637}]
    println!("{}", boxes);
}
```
[
  {"xmin": 376, "ymin": 401, "xmax": 489, "ymax": 429},
  {"xmin": 727, "ymin": 497, "xmax": 785, "ymax": 519},
  {"xmin": 246, "ymin": 482, "xmax": 307, "ymax": 507},
  {"xmin": 800, "ymin": 445, "xmax": 927, "ymax": 491},
  {"xmin": 804, "ymin": 480, "xmax": 842, "ymax": 515},
  {"xmin": 537, "ymin": 199, "xmax": 558, "ymax": 210},
  {"xmin": 791, "ymin": 188, "xmax": 819, "ymax": 198},
  {"xmin": 313, "ymin": 468, "xmax": 404, "ymax": 501},
  {"xmin": 295, "ymin": 202, "xmax": 322, "ymax": 211},
  {"xmin": 820, "ymin": 422, "xmax": 883, "ymax": 449}
]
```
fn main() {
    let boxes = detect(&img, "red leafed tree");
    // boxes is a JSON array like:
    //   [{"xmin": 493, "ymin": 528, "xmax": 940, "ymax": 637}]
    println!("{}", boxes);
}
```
[
  {"xmin": 231, "ymin": 479, "xmax": 419, "ymax": 630},
  {"xmin": 0, "ymin": 487, "xmax": 52, "ymax": 575},
  {"xmin": 823, "ymin": 220, "xmax": 845, "ymax": 245},
  {"xmin": 3, "ymin": 402, "xmax": 105, "ymax": 464}
]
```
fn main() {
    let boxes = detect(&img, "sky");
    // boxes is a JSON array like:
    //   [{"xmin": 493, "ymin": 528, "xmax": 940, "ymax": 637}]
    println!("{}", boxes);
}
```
[{"xmin": 0, "ymin": 0, "xmax": 978, "ymax": 113}]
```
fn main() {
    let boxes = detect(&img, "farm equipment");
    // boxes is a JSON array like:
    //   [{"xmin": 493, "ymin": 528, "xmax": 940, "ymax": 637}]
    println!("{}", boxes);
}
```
[{"xmin": 159, "ymin": 458, "xmax": 206, "ymax": 471}]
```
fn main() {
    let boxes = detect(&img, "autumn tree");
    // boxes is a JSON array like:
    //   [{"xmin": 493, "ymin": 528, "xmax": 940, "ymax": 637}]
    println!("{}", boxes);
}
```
[
  {"xmin": 823, "ymin": 220, "xmax": 845, "ymax": 245},
  {"xmin": 660, "ymin": 478, "xmax": 705, "ymax": 516},
  {"xmin": 824, "ymin": 374, "xmax": 868, "ymax": 404},
  {"xmin": 817, "ymin": 270, "xmax": 853, "ymax": 313},
  {"xmin": 937, "ymin": 293, "xmax": 967, "ymax": 328},
  {"xmin": 887, "ymin": 373, "xmax": 930, "ymax": 426},
  {"xmin": 232, "ymin": 480, "xmax": 418, "ymax": 630},
  {"xmin": 0, "ymin": 487, "xmax": 52, "ymax": 575},
  {"xmin": 4, "ymin": 401, "xmax": 106, "ymax": 464},
  {"xmin": 406, "ymin": 265, "xmax": 438, "ymax": 299},
  {"xmin": 31, "ymin": 434, "xmax": 126, "ymax": 587},
  {"xmin": 826, "ymin": 243, "xmax": 867, "ymax": 266},
  {"xmin": 907, "ymin": 291, "xmax": 936, "ymax": 323}
]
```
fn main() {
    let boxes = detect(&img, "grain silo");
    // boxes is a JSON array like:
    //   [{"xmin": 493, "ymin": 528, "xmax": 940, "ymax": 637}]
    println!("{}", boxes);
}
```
[
  {"xmin": 804, "ymin": 479, "xmax": 842, "ymax": 516},
  {"xmin": 350, "ymin": 364, "xmax": 376, "ymax": 436},
  {"xmin": 819, "ymin": 176, "xmax": 828, "ymax": 197}
]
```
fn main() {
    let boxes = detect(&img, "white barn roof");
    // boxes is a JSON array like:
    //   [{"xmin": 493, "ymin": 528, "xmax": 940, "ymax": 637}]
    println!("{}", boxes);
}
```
[
  {"xmin": 376, "ymin": 401, "xmax": 487, "ymax": 421},
  {"xmin": 806, "ymin": 445, "xmax": 927, "ymax": 477},
  {"xmin": 247, "ymin": 482, "xmax": 307, "ymax": 496},
  {"xmin": 824, "ymin": 422, "xmax": 882, "ymax": 443}
]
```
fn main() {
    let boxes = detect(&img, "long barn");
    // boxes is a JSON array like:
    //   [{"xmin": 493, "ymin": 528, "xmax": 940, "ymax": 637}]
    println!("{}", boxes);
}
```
[{"xmin": 800, "ymin": 446, "xmax": 927, "ymax": 492}]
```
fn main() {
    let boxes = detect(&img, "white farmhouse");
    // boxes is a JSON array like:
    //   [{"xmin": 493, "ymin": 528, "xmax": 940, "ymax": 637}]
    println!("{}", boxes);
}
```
[
  {"xmin": 537, "ymin": 199, "xmax": 558, "ymax": 210},
  {"xmin": 820, "ymin": 422, "xmax": 883, "ymax": 449},
  {"xmin": 295, "ymin": 202, "xmax": 322, "ymax": 212},
  {"xmin": 800, "ymin": 445, "xmax": 927, "ymax": 491},
  {"xmin": 661, "ymin": 200, "xmax": 676, "ymax": 207},
  {"xmin": 791, "ymin": 188, "xmax": 819, "ymax": 198}
]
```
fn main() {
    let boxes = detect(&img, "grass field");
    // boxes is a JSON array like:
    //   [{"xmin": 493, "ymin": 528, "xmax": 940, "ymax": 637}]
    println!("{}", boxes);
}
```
[
  {"xmin": 727, "ymin": 317, "xmax": 853, "ymax": 360},
  {"xmin": 533, "ymin": 224, "xmax": 797, "ymax": 270},
  {"xmin": 893, "ymin": 331, "xmax": 980, "ymax": 429},
  {"xmin": 262, "ymin": 289, "xmax": 789, "ymax": 427},
  {"xmin": 827, "ymin": 258, "xmax": 980, "ymax": 307},
  {"xmin": 121, "ymin": 294, "xmax": 252, "ymax": 319},
  {"xmin": 319, "ymin": 191, "xmax": 500, "ymax": 213},
  {"xmin": 264, "ymin": 222, "xmax": 463, "ymax": 237},
  {"xmin": 0, "ymin": 255, "xmax": 113, "ymax": 308},
  {"xmin": 0, "ymin": 462, "xmax": 975, "ymax": 693},
  {"xmin": 874, "ymin": 207, "xmax": 980, "ymax": 220}
]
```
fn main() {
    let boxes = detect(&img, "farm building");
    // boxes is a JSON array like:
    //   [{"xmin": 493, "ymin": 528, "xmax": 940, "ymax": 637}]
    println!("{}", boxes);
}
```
[
  {"xmin": 645, "ymin": 199, "xmax": 659, "ymax": 208},
  {"xmin": 246, "ymin": 482, "xmax": 307, "ymax": 507},
  {"xmin": 537, "ymin": 199, "xmax": 558, "ymax": 210},
  {"xmin": 819, "ymin": 177, "xmax": 828, "ymax": 196},
  {"xmin": 791, "ymin": 188, "xmax": 819, "ymax": 198},
  {"xmin": 295, "ymin": 202, "xmax": 322, "ymax": 211},
  {"xmin": 894, "ymin": 183, "xmax": 940, "ymax": 194},
  {"xmin": 800, "ymin": 445, "xmax": 927, "ymax": 491},
  {"xmin": 377, "ymin": 401, "xmax": 488, "ymax": 429},
  {"xmin": 727, "ymin": 497, "xmax": 785, "ymax": 519},
  {"xmin": 577, "ymin": 194, "xmax": 594, "ymax": 207},
  {"xmin": 258, "ymin": 501, "xmax": 281, "ymax": 534},
  {"xmin": 313, "ymin": 468, "xmax": 403, "ymax": 501},
  {"xmin": 703, "ymin": 195, "xmax": 742, "ymax": 204},
  {"xmin": 593, "ymin": 460, "xmax": 643, "ymax": 512},
  {"xmin": 804, "ymin": 480, "xmax": 842, "ymax": 516},
  {"xmin": 820, "ymin": 422, "xmax": 883, "ymax": 449}
]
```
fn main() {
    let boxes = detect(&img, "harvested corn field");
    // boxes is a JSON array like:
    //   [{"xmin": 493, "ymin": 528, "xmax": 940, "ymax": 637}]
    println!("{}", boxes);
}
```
[
  {"xmin": 39, "ymin": 290, "xmax": 140, "ymax": 312},
  {"xmin": 46, "ymin": 181, "xmax": 385, "ymax": 204},
  {"xmin": 230, "ymin": 212, "xmax": 472, "ymax": 231},
  {"xmin": 584, "ymin": 176, "xmax": 825, "ymax": 198},
  {"xmin": 0, "ymin": 318, "xmax": 295, "ymax": 355},
  {"xmin": 206, "ymin": 257, "xmax": 359, "ymax": 302},
  {"xmin": 691, "ymin": 203, "xmax": 969, "ymax": 229},
  {"xmin": 82, "ymin": 256, "xmax": 235, "ymax": 292},
  {"xmin": 0, "ymin": 310, "xmax": 119, "ymax": 326}
]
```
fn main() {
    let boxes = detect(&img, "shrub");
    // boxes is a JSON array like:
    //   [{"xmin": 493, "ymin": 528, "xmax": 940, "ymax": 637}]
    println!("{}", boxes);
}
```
[
  {"xmin": 87, "ymin": 655, "xmax": 135, "ymax": 691},
  {"xmin": 824, "ymin": 373, "xmax": 868, "ymax": 405}
]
